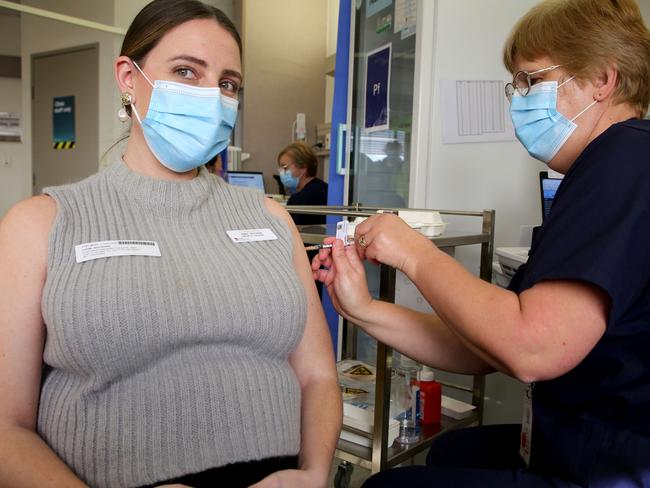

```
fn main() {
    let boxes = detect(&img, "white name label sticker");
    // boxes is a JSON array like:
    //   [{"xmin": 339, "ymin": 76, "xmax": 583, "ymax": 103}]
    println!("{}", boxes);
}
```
[
  {"xmin": 336, "ymin": 220, "xmax": 349, "ymax": 242},
  {"xmin": 75, "ymin": 240, "xmax": 161, "ymax": 263},
  {"xmin": 226, "ymin": 228, "xmax": 278, "ymax": 243}
]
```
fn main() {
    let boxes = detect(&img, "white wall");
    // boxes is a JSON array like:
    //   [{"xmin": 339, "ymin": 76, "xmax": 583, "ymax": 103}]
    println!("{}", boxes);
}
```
[
  {"xmin": 0, "ymin": 11, "xmax": 20, "ymax": 55},
  {"xmin": 114, "ymin": 0, "xmax": 149, "ymax": 30},
  {"xmin": 19, "ymin": 0, "xmax": 122, "ymax": 203},
  {"xmin": 416, "ymin": 0, "xmax": 545, "ymax": 252},
  {"xmin": 416, "ymin": 0, "xmax": 650, "ymax": 252},
  {"xmin": 1, "ymin": 0, "xmax": 241, "ymax": 218},
  {"xmin": 325, "ymin": 0, "xmax": 339, "ymax": 123},
  {"xmin": 1, "ymin": 0, "xmax": 123, "ymax": 219},
  {"xmin": 23, "ymin": 0, "xmax": 114, "ymax": 24},
  {"xmin": 241, "ymin": 0, "xmax": 327, "ymax": 191},
  {"xmin": 326, "ymin": 0, "xmax": 339, "ymax": 57},
  {"xmin": 413, "ymin": 1, "xmax": 544, "ymax": 425},
  {"xmin": 0, "ymin": 12, "xmax": 23, "ymax": 218},
  {"xmin": 641, "ymin": 0, "xmax": 650, "ymax": 25}
]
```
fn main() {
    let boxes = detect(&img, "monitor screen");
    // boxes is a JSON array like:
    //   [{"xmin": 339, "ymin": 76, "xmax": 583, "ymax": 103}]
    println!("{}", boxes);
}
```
[
  {"xmin": 539, "ymin": 171, "xmax": 562, "ymax": 221},
  {"xmin": 226, "ymin": 171, "xmax": 265, "ymax": 193}
]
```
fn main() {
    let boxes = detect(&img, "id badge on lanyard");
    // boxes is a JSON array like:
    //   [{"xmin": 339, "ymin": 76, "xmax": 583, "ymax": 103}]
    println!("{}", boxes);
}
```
[{"xmin": 519, "ymin": 382, "xmax": 534, "ymax": 467}]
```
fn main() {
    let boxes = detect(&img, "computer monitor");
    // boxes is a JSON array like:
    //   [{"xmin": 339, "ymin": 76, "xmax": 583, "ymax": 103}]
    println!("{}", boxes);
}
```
[
  {"xmin": 539, "ymin": 171, "xmax": 562, "ymax": 221},
  {"xmin": 226, "ymin": 171, "xmax": 266, "ymax": 193}
]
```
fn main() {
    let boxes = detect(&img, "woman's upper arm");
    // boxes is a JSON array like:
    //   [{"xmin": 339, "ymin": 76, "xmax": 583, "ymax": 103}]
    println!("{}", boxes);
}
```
[
  {"xmin": 263, "ymin": 198, "xmax": 337, "ymax": 386},
  {"xmin": 0, "ymin": 196, "xmax": 56, "ymax": 430}
]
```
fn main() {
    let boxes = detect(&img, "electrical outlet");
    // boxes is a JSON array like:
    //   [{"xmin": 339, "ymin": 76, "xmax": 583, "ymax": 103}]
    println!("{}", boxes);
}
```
[{"xmin": 2, "ymin": 156, "xmax": 11, "ymax": 168}]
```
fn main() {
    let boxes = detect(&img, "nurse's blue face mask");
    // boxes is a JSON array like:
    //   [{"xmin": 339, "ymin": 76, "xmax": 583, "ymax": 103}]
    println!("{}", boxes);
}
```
[
  {"xmin": 506, "ymin": 65, "xmax": 597, "ymax": 164},
  {"xmin": 130, "ymin": 61, "xmax": 238, "ymax": 173},
  {"xmin": 279, "ymin": 168, "xmax": 299, "ymax": 191}
]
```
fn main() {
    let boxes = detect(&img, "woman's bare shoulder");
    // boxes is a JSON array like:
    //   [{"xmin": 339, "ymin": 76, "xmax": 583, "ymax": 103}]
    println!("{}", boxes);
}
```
[
  {"xmin": 0, "ymin": 195, "xmax": 57, "ymax": 251},
  {"xmin": 263, "ymin": 196, "xmax": 294, "ymax": 226}
]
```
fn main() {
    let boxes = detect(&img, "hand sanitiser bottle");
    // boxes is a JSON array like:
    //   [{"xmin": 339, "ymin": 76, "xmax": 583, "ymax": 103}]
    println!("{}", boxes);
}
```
[
  {"xmin": 418, "ymin": 366, "xmax": 441, "ymax": 425},
  {"xmin": 395, "ymin": 360, "xmax": 420, "ymax": 444}
]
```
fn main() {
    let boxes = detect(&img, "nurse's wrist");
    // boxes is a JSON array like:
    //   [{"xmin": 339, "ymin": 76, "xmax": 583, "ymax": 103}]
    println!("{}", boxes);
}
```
[
  {"xmin": 348, "ymin": 297, "xmax": 381, "ymax": 327},
  {"xmin": 401, "ymin": 235, "xmax": 437, "ymax": 279}
]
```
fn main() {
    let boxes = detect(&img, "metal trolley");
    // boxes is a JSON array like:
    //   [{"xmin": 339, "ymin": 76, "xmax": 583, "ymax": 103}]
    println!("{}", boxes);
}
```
[{"xmin": 290, "ymin": 205, "xmax": 496, "ymax": 486}]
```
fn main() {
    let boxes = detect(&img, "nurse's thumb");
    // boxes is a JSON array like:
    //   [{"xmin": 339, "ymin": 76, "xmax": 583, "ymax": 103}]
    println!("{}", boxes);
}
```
[
  {"xmin": 331, "ymin": 239, "xmax": 348, "ymax": 265},
  {"xmin": 344, "ymin": 241, "xmax": 365, "ymax": 272}
]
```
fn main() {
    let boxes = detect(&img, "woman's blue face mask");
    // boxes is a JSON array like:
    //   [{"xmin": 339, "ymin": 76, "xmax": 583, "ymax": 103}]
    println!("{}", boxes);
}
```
[
  {"xmin": 509, "ymin": 78, "xmax": 597, "ymax": 163},
  {"xmin": 130, "ymin": 61, "xmax": 238, "ymax": 173}
]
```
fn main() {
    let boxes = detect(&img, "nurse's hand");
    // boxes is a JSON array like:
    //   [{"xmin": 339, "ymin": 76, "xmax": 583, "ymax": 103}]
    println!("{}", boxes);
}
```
[
  {"xmin": 248, "ymin": 468, "xmax": 325, "ymax": 488},
  {"xmin": 312, "ymin": 238, "xmax": 375, "ymax": 323},
  {"xmin": 355, "ymin": 214, "xmax": 432, "ymax": 276}
]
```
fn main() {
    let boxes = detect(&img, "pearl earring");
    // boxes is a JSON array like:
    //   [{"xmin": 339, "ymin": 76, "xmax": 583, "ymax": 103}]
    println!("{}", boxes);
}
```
[
  {"xmin": 118, "ymin": 92, "xmax": 133, "ymax": 122},
  {"xmin": 117, "ymin": 107, "xmax": 129, "ymax": 122}
]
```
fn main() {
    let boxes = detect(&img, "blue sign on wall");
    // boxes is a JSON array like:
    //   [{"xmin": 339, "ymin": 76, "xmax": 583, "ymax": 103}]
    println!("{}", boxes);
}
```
[
  {"xmin": 53, "ymin": 95, "xmax": 75, "ymax": 149},
  {"xmin": 364, "ymin": 43, "xmax": 391, "ymax": 132}
]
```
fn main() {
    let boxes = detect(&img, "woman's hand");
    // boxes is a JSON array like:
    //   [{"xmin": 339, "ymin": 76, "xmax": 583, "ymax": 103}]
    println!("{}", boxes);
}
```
[
  {"xmin": 248, "ymin": 468, "xmax": 326, "ymax": 488},
  {"xmin": 311, "ymin": 237, "xmax": 337, "ymax": 286},
  {"xmin": 311, "ymin": 238, "xmax": 375, "ymax": 323},
  {"xmin": 354, "ymin": 214, "xmax": 432, "ymax": 275}
]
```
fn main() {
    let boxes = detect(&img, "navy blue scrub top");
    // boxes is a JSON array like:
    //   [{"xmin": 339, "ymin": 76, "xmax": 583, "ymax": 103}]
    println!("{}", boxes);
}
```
[
  {"xmin": 287, "ymin": 178, "xmax": 328, "ymax": 226},
  {"xmin": 509, "ymin": 119, "xmax": 650, "ymax": 486}
]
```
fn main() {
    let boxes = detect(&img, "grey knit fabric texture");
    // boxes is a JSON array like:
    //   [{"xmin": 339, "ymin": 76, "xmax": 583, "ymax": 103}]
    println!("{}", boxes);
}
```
[{"xmin": 39, "ymin": 157, "xmax": 306, "ymax": 488}]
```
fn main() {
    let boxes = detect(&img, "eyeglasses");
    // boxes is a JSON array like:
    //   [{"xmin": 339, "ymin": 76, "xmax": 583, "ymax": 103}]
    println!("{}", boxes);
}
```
[{"xmin": 505, "ymin": 64, "xmax": 561, "ymax": 102}]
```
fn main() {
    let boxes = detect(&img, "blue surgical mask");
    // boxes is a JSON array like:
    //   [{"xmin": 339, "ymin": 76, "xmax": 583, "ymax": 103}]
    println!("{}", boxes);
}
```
[
  {"xmin": 509, "ymin": 78, "xmax": 597, "ymax": 163},
  {"xmin": 279, "ymin": 169, "xmax": 299, "ymax": 191},
  {"xmin": 130, "ymin": 61, "xmax": 238, "ymax": 173}
]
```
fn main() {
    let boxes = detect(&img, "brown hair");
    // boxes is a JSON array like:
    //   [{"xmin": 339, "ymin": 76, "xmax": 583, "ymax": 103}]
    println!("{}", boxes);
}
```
[
  {"xmin": 503, "ymin": 0, "xmax": 650, "ymax": 116},
  {"xmin": 121, "ymin": 0, "xmax": 241, "ymax": 64},
  {"xmin": 278, "ymin": 142, "xmax": 318, "ymax": 177}
]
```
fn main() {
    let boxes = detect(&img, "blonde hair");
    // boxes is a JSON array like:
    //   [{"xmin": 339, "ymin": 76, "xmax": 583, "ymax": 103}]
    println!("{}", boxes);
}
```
[
  {"xmin": 503, "ymin": 0, "xmax": 650, "ymax": 116},
  {"xmin": 278, "ymin": 142, "xmax": 318, "ymax": 177}
]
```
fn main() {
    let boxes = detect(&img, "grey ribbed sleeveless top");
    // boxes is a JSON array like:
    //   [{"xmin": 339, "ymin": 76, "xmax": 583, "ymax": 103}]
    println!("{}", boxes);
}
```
[{"xmin": 39, "ymin": 157, "xmax": 306, "ymax": 488}]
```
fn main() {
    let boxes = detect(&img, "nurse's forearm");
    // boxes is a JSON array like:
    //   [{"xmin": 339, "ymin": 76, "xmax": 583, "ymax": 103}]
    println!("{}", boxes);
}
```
[
  {"xmin": 403, "ymin": 248, "xmax": 526, "ymax": 375},
  {"xmin": 351, "ymin": 300, "xmax": 495, "ymax": 374},
  {"xmin": 404, "ymin": 246, "xmax": 606, "ymax": 382}
]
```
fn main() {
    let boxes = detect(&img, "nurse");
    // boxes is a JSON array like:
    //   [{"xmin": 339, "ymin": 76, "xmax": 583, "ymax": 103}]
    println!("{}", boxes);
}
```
[
  {"xmin": 313, "ymin": 0, "xmax": 650, "ymax": 485},
  {"xmin": 0, "ymin": 0, "xmax": 341, "ymax": 487}
]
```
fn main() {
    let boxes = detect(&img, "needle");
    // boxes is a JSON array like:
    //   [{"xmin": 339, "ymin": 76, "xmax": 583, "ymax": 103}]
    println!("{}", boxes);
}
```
[{"xmin": 304, "ymin": 240, "xmax": 354, "ymax": 251}]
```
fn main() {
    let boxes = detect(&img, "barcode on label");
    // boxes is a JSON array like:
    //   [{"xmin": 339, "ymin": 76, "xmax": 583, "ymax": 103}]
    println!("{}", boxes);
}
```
[{"xmin": 118, "ymin": 241, "xmax": 155, "ymax": 246}]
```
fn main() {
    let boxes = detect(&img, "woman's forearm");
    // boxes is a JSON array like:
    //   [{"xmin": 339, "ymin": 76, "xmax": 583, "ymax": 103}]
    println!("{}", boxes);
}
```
[
  {"xmin": 0, "ymin": 426, "xmax": 87, "ymax": 487},
  {"xmin": 298, "ymin": 378, "xmax": 342, "ymax": 487}
]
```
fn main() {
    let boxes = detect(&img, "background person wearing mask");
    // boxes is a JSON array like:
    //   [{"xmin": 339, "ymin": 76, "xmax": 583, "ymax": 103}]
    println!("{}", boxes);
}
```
[
  {"xmin": 313, "ymin": 0, "xmax": 650, "ymax": 486},
  {"xmin": 205, "ymin": 152, "xmax": 224, "ymax": 178},
  {"xmin": 0, "ymin": 1, "xmax": 341, "ymax": 487},
  {"xmin": 278, "ymin": 142, "xmax": 328, "ymax": 226}
]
